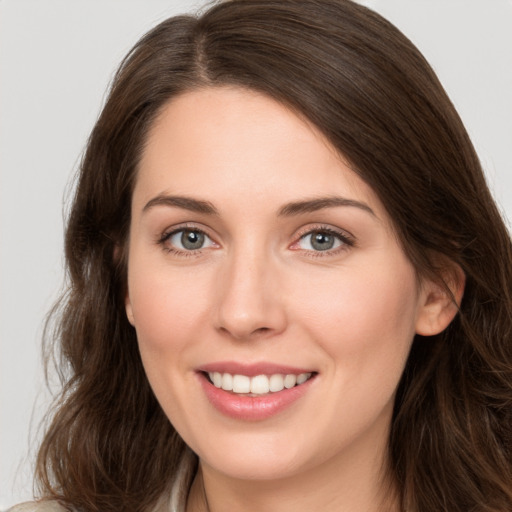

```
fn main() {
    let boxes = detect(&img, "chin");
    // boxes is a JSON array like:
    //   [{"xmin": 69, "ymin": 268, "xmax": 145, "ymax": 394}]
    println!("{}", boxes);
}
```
[
  {"xmin": 201, "ymin": 449, "xmax": 309, "ymax": 482},
  {"xmin": 185, "ymin": 422, "xmax": 331, "ymax": 482}
]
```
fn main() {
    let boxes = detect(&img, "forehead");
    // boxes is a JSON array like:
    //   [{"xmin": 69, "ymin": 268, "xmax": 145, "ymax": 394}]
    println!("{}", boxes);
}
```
[{"xmin": 134, "ymin": 86, "xmax": 387, "ymax": 221}]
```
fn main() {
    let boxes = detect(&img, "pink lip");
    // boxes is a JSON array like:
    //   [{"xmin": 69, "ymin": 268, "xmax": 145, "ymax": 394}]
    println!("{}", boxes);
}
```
[
  {"xmin": 196, "ymin": 361, "xmax": 317, "ymax": 421},
  {"xmin": 197, "ymin": 361, "xmax": 314, "ymax": 377}
]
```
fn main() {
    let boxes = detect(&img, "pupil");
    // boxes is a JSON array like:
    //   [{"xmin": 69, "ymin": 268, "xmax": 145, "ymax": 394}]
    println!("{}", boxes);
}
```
[
  {"xmin": 311, "ymin": 232, "xmax": 334, "ymax": 251},
  {"xmin": 181, "ymin": 230, "xmax": 204, "ymax": 250}
]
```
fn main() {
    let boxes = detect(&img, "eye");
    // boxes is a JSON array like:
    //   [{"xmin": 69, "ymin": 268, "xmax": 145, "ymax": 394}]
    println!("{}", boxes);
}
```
[
  {"xmin": 292, "ymin": 227, "xmax": 354, "ymax": 254},
  {"xmin": 299, "ymin": 230, "xmax": 342, "ymax": 251},
  {"xmin": 163, "ymin": 228, "xmax": 215, "ymax": 252}
]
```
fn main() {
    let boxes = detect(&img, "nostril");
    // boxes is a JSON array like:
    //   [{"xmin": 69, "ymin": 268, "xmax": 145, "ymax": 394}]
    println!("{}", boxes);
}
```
[
  {"xmin": 254, "ymin": 327, "xmax": 270, "ymax": 334},
  {"xmin": 217, "ymin": 324, "xmax": 273, "ymax": 341}
]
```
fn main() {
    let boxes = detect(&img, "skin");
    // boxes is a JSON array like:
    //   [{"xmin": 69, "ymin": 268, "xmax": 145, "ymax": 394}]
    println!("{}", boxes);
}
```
[{"xmin": 125, "ymin": 87, "xmax": 460, "ymax": 512}]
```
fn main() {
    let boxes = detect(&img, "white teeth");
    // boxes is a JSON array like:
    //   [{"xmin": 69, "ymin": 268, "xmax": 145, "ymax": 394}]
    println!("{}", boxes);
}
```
[
  {"xmin": 269, "ymin": 374, "xmax": 285, "ymax": 392},
  {"xmin": 284, "ymin": 374, "xmax": 297, "ymax": 388},
  {"xmin": 296, "ymin": 373, "xmax": 309, "ymax": 385},
  {"xmin": 233, "ymin": 374, "xmax": 251, "ymax": 393},
  {"xmin": 208, "ymin": 371, "xmax": 312, "ymax": 395},
  {"xmin": 212, "ymin": 372, "xmax": 222, "ymax": 388},
  {"xmin": 250, "ymin": 375, "xmax": 270, "ymax": 394},
  {"xmin": 221, "ymin": 373, "xmax": 233, "ymax": 391}
]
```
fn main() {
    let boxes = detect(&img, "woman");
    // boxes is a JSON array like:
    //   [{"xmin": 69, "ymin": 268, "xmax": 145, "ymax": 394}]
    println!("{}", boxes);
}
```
[{"xmin": 10, "ymin": 0, "xmax": 512, "ymax": 511}]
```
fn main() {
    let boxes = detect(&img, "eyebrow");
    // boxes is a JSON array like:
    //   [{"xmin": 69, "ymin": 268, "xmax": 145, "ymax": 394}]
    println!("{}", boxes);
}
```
[
  {"xmin": 278, "ymin": 196, "xmax": 375, "ymax": 217},
  {"xmin": 143, "ymin": 195, "xmax": 219, "ymax": 215},
  {"xmin": 142, "ymin": 194, "xmax": 375, "ymax": 218}
]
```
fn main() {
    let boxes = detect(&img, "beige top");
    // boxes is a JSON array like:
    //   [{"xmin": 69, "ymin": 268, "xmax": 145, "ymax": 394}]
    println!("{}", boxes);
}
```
[
  {"xmin": 7, "ymin": 487, "xmax": 183, "ymax": 512},
  {"xmin": 6, "ymin": 499, "xmax": 180, "ymax": 512},
  {"xmin": 7, "ymin": 483, "xmax": 184, "ymax": 512}
]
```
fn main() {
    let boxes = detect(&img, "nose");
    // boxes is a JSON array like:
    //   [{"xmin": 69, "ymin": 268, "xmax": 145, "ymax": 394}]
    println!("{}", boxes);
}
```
[{"xmin": 213, "ymin": 248, "xmax": 287, "ymax": 341}]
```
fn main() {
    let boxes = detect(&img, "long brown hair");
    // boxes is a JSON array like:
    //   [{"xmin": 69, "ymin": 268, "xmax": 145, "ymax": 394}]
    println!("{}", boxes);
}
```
[{"xmin": 36, "ymin": 1, "xmax": 512, "ymax": 510}]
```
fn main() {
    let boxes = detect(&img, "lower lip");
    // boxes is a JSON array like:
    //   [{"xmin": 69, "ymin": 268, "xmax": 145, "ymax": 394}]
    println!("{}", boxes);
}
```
[{"xmin": 198, "ymin": 373, "xmax": 315, "ymax": 421}]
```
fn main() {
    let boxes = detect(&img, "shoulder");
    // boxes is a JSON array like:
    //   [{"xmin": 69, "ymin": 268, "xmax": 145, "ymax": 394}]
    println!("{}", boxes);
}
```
[{"xmin": 6, "ymin": 501, "xmax": 68, "ymax": 512}]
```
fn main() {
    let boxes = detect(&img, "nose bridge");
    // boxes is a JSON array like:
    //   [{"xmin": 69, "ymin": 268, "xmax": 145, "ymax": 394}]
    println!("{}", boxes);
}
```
[{"xmin": 214, "ymin": 240, "xmax": 286, "ymax": 340}]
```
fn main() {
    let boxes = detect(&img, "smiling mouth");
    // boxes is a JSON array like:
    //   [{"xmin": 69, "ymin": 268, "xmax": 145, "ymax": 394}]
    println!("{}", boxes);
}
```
[{"xmin": 205, "ymin": 371, "xmax": 315, "ymax": 396}]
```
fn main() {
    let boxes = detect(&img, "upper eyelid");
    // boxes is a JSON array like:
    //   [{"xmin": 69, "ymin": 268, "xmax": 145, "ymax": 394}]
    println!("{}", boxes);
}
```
[
  {"xmin": 159, "ymin": 224, "xmax": 352, "ymax": 237},
  {"xmin": 158, "ymin": 226, "xmax": 217, "ymax": 255},
  {"xmin": 289, "ymin": 225, "xmax": 357, "ymax": 256},
  {"xmin": 160, "ymin": 223, "xmax": 213, "ymax": 240},
  {"xmin": 294, "ymin": 224, "xmax": 355, "ymax": 242},
  {"xmin": 156, "ymin": 223, "xmax": 356, "ymax": 250}
]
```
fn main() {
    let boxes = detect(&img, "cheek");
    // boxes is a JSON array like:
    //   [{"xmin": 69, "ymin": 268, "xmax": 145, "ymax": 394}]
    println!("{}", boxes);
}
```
[
  {"xmin": 295, "ymin": 259, "xmax": 419, "ymax": 376},
  {"xmin": 290, "ymin": 260, "xmax": 420, "ymax": 448},
  {"xmin": 127, "ymin": 260, "xmax": 212, "ymax": 359},
  {"xmin": 126, "ymin": 260, "xmax": 215, "ymax": 425}
]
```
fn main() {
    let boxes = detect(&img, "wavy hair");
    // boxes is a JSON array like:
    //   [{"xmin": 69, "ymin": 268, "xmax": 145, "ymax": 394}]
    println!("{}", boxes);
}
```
[{"xmin": 36, "ymin": 1, "xmax": 512, "ymax": 511}]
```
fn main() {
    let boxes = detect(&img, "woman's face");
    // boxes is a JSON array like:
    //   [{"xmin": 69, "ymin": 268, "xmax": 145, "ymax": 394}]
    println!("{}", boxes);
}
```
[{"xmin": 126, "ymin": 87, "xmax": 434, "ymax": 482}]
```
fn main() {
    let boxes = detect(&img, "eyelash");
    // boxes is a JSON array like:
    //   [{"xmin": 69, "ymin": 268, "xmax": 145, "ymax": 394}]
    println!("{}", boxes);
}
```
[
  {"xmin": 292, "ymin": 224, "xmax": 356, "ymax": 258},
  {"xmin": 157, "ymin": 224, "xmax": 356, "ymax": 257},
  {"xmin": 157, "ymin": 224, "xmax": 214, "ymax": 257}
]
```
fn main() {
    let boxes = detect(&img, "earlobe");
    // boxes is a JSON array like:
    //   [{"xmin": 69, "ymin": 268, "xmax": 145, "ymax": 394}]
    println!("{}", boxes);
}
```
[{"xmin": 415, "ymin": 265, "xmax": 465, "ymax": 336}]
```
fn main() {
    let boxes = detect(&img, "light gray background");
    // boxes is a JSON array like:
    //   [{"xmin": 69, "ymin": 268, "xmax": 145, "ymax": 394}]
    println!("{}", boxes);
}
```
[{"xmin": 1, "ymin": 0, "xmax": 511, "ymax": 508}]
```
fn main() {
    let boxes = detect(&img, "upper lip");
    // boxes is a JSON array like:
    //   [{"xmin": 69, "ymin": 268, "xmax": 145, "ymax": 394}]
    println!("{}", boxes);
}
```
[{"xmin": 197, "ymin": 361, "xmax": 316, "ymax": 377}]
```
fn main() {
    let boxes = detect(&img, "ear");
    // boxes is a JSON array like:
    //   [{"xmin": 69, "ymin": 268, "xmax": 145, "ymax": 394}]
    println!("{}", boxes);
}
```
[
  {"xmin": 113, "ymin": 242, "xmax": 135, "ymax": 326},
  {"xmin": 415, "ymin": 264, "xmax": 465, "ymax": 336},
  {"xmin": 125, "ymin": 293, "xmax": 135, "ymax": 326},
  {"xmin": 113, "ymin": 243, "xmax": 121, "ymax": 262}
]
